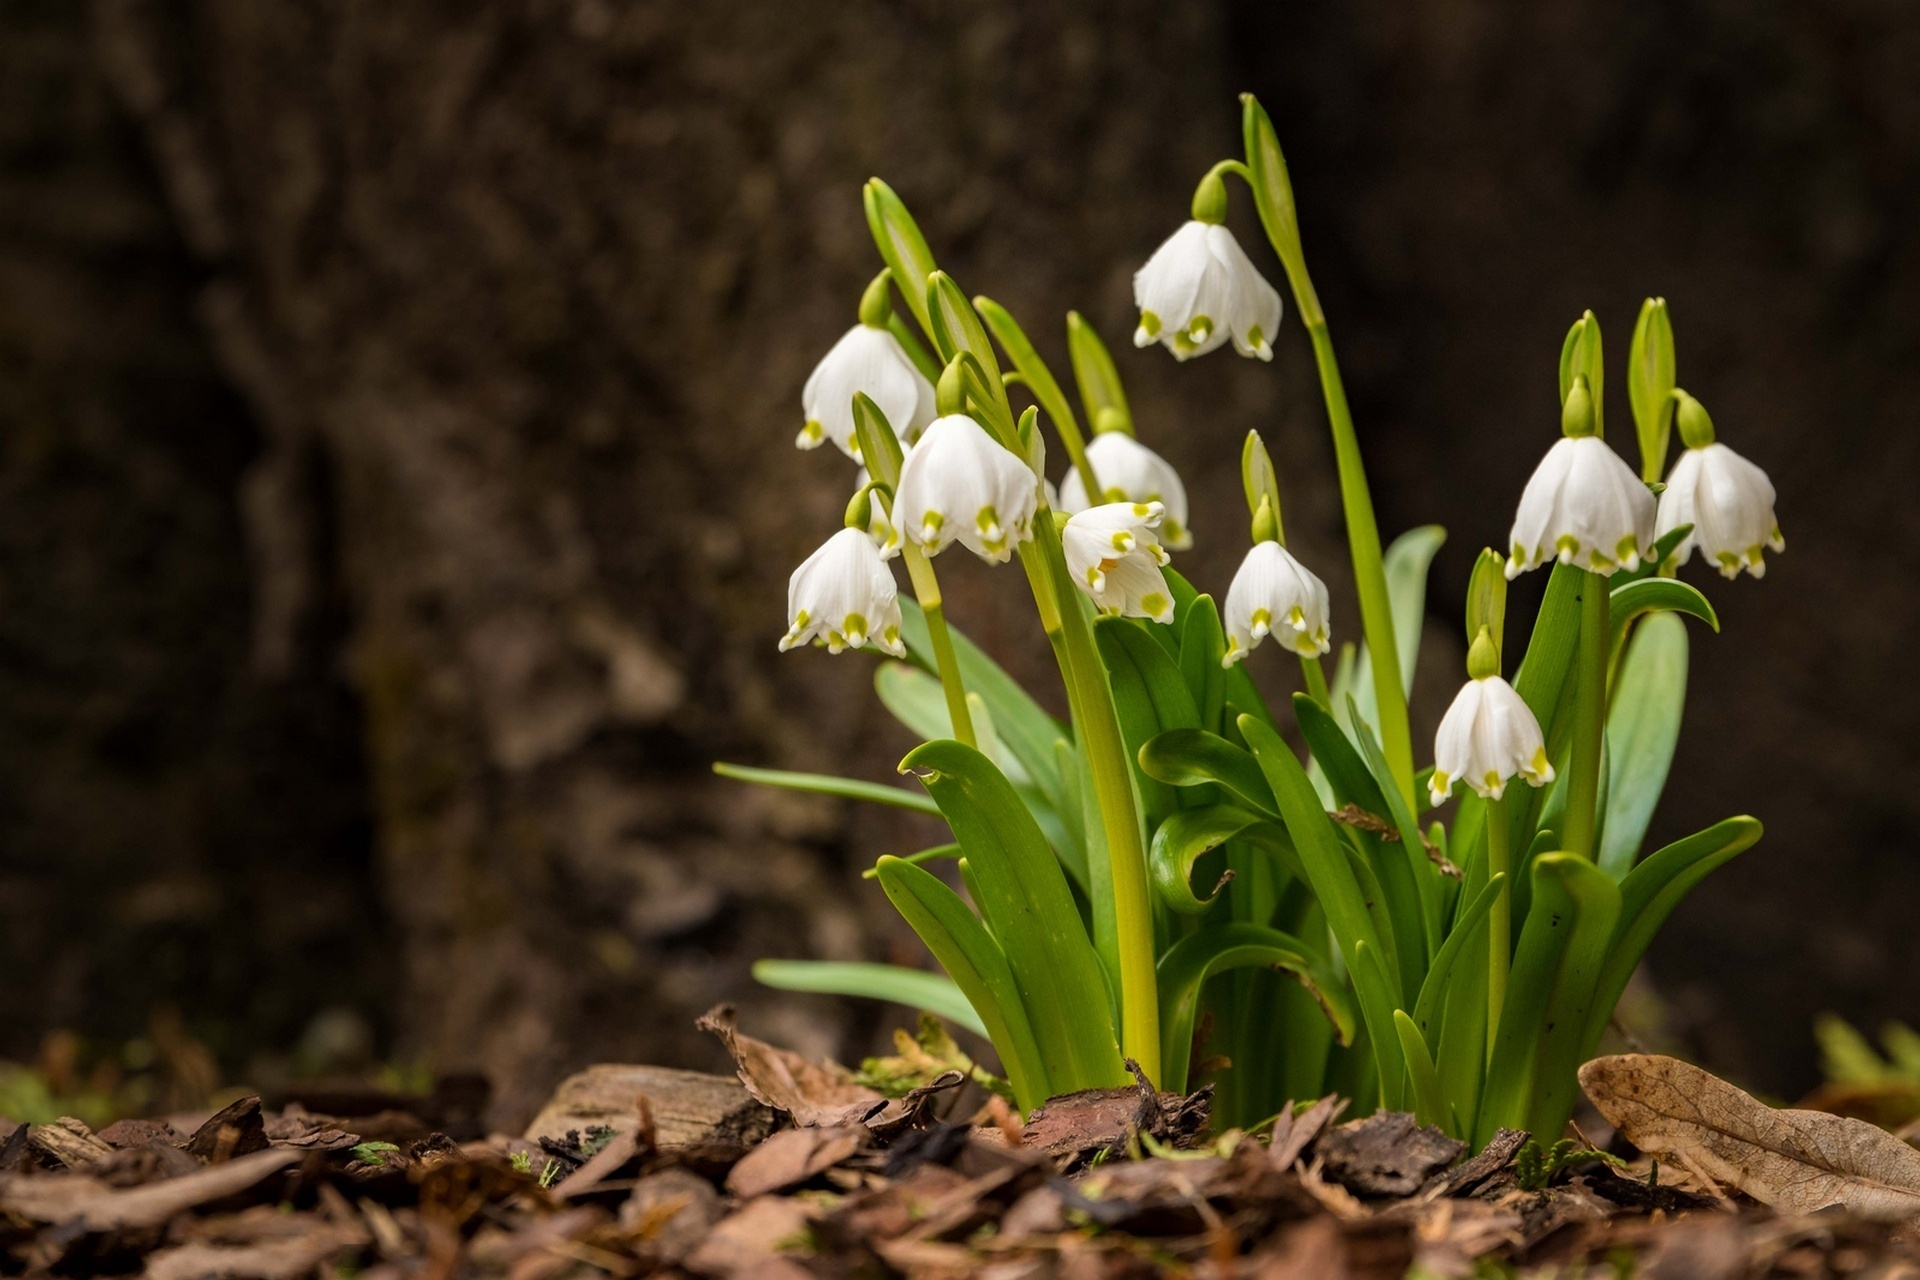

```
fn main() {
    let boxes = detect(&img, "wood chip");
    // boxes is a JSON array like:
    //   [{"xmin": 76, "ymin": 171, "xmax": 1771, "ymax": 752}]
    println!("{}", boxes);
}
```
[
  {"xmin": 523, "ymin": 1062, "xmax": 773, "ymax": 1150},
  {"xmin": 1582, "ymin": 1054, "xmax": 1920, "ymax": 1221},
  {"xmin": 1317, "ymin": 1112, "xmax": 1466, "ymax": 1196},
  {"xmin": 25, "ymin": 1118, "xmax": 115, "ymax": 1170},
  {"xmin": 0, "ymin": 1146, "xmax": 301, "ymax": 1230}
]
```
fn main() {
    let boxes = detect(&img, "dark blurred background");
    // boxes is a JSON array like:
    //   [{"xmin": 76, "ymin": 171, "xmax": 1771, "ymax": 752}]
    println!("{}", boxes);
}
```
[{"xmin": 2, "ymin": 0, "xmax": 1914, "ymax": 1127}]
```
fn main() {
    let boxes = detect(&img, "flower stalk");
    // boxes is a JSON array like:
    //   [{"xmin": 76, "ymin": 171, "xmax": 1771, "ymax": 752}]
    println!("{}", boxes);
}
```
[{"xmin": 1563, "ymin": 571, "xmax": 1610, "ymax": 859}]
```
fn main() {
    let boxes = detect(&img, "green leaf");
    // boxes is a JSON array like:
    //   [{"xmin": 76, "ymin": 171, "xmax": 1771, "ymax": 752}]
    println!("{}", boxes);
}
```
[
  {"xmin": 1347, "ymin": 525, "xmax": 1447, "ymax": 731},
  {"xmin": 898, "ymin": 599, "xmax": 1065, "ymax": 804},
  {"xmin": 752, "ymin": 960, "xmax": 988, "ymax": 1039},
  {"xmin": 1607, "ymin": 576, "xmax": 1718, "ymax": 667},
  {"xmin": 1346, "ymin": 700, "xmax": 1444, "ymax": 967},
  {"xmin": 1583, "ymin": 816, "xmax": 1763, "ymax": 1058},
  {"xmin": 863, "ymin": 179, "xmax": 939, "ymax": 337},
  {"xmin": 1179, "ymin": 596, "xmax": 1228, "ymax": 736},
  {"xmin": 861, "ymin": 842, "xmax": 960, "ymax": 879},
  {"xmin": 1150, "ymin": 805, "xmax": 1302, "ymax": 916},
  {"xmin": 1410, "ymin": 873, "xmax": 1508, "ymax": 1042},
  {"xmin": 713, "ymin": 762, "xmax": 943, "ymax": 816},
  {"xmin": 1478, "ymin": 853, "xmax": 1620, "ymax": 1145},
  {"xmin": 1394, "ymin": 1009, "xmax": 1453, "ymax": 1136},
  {"xmin": 901, "ymin": 741, "xmax": 1127, "ymax": 1091},
  {"xmin": 1097, "ymin": 617, "xmax": 1202, "ymax": 824},
  {"xmin": 1598, "ymin": 613, "xmax": 1689, "ymax": 880},
  {"xmin": 928, "ymin": 274, "xmax": 1013, "ymax": 427},
  {"xmin": 874, "ymin": 857, "xmax": 1048, "ymax": 1108},
  {"xmin": 875, "ymin": 661, "xmax": 953, "ymax": 744},
  {"xmin": 1066, "ymin": 312, "xmax": 1134, "ymax": 437},
  {"xmin": 1158, "ymin": 924, "xmax": 1355, "ymax": 1094},
  {"xmin": 1241, "ymin": 713, "xmax": 1406, "ymax": 1096},
  {"xmin": 1628, "ymin": 298, "xmax": 1677, "ymax": 482},
  {"xmin": 1138, "ymin": 728, "xmax": 1278, "ymax": 818}
]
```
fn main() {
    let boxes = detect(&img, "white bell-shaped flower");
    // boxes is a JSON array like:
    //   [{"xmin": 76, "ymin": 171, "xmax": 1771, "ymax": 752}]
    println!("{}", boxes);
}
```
[
  {"xmin": 1506, "ymin": 436, "xmax": 1656, "ymax": 578},
  {"xmin": 1429, "ymin": 675, "xmax": 1554, "ymax": 806},
  {"xmin": 798, "ymin": 325, "xmax": 935, "ymax": 460},
  {"xmin": 1058, "ymin": 433, "xmax": 1193, "ymax": 549},
  {"xmin": 1657, "ymin": 442, "xmax": 1783, "ymax": 579},
  {"xmin": 779, "ymin": 527, "xmax": 905, "ymax": 657},
  {"xmin": 1221, "ymin": 541, "xmax": 1332, "ymax": 666},
  {"xmin": 894, "ymin": 415, "xmax": 1038, "ymax": 563},
  {"xmin": 1064, "ymin": 501, "xmax": 1169, "ymax": 589},
  {"xmin": 1133, "ymin": 221, "xmax": 1283, "ymax": 363}
]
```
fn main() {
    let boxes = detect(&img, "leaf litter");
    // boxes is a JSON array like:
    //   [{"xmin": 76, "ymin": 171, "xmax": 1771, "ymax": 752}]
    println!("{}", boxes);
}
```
[{"xmin": 4, "ymin": 1029, "xmax": 1920, "ymax": 1276}]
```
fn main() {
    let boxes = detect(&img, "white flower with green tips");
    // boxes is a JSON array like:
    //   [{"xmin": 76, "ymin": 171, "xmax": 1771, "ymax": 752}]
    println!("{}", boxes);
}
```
[
  {"xmin": 1429, "ymin": 673, "xmax": 1554, "ymax": 807},
  {"xmin": 798, "ymin": 326, "xmax": 934, "ymax": 459},
  {"xmin": 1506, "ymin": 435, "xmax": 1656, "ymax": 578},
  {"xmin": 1132, "ymin": 221, "xmax": 1282, "ymax": 363},
  {"xmin": 853, "ymin": 468, "xmax": 901, "ymax": 559},
  {"xmin": 1063, "ymin": 502, "xmax": 1173, "ymax": 623},
  {"xmin": 1653, "ymin": 396, "xmax": 1782, "ymax": 580},
  {"xmin": 1222, "ymin": 541, "xmax": 1331, "ymax": 666},
  {"xmin": 1058, "ymin": 433, "xmax": 1193, "ymax": 550},
  {"xmin": 779, "ymin": 527, "xmax": 905, "ymax": 657},
  {"xmin": 894, "ymin": 414, "xmax": 1038, "ymax": 563}
]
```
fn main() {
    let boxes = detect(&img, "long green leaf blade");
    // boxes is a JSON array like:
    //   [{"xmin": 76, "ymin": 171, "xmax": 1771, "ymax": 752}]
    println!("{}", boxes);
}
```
[
  {"xmin": 1158, "ymin": 923, "xmax": 1354, "ymax": 1095},
  {"xmin": 752, "ymin": 960, "xmax": 988, "ymax": 1039},
  {"xmin": 1138, "ymin": 728, "xmax": 1278, "ymax": 817},
  {"xmin": 713, "ymin": 762, "xmax": 943, "ymax": 816},
  {"xmin": 1599, "ymin": 613, "xmax": 1689, "ymax": 879}
]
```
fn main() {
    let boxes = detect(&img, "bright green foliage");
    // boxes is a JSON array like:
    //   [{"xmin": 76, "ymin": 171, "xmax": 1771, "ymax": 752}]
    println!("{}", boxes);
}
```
[{"xmin": 722, "ymin": 95, "xmax": 1767, "ymax": 1146}]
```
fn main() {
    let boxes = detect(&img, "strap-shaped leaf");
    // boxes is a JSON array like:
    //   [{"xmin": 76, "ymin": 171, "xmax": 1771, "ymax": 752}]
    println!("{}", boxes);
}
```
[
  {"xmin": 1394, "ymin": 1009, "xmax": 1454, "ymax": 1136},
  {"xmin": 1097, "ymin": 617, "xmax": 1202, "ymax": 826},
  {"xmin": 1347, "ymin": 701, "xmax": 1444, "ymax": 969},
  {"xmin": 1584, "ymin": 816, "xmax": 1763, "ymax": 1058},
  {"xmin": 1410, "ymin": 872, "xmax": 1507, "ymax": 1043},
  {"xmin": 874, "ymin": 856, "xmax": 1047, "ymax": 1108},
  {"xmin": 1599, "ymin": 613, "xmax": 1689, "ymax": 879},
  {"xmin": 1157, "ymin": 923, "xmax": 1354, "ymax": 1094},
  {"xmin": 1138, "ymin": 728, "xmax": 1278, "ymax": 817},
  {"xmin": 1150, "ymin": 805, "xmax": 1302, "ymax": 915},
  {"xmin": 713, "ymin": 762, "xmax": 943, "ymax": 816},
  {"xmin": 899, "ymin": 599, "xmax": 1065, "ymax": 803},
  {"xmin": 752, "ymin": 960, "xmax": 987, "ymax": 1039},
  {"xmin": 1179, "ymin": 595, "xmax": 1228, "ymax": 736},
  {"xmin": 1347, "ymin": 525, "xmax": 1447, "ymax": 729},
  {"xmin": 1607, "ymin": 576, "xmax": 1718, "ymax": 667},
  {"xmin": 1477, "ymin": 852, "xmax": 1620, "ymax": 1145},
  {"xmin": 902, "ymin": 741, "xmax": 1127, "ymax": 1091}
]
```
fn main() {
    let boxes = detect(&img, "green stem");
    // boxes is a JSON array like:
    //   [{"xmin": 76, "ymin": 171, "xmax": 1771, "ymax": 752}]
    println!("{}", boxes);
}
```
[
  {"xmin": 902, "ymin": 545, "xmax": 975, "ymax": 749},
  {"xmin": 1484, "ymin": 792, "xmax": 1510, "ymax": 1064},
  {"xmin": 1024, "ymin": 514, "xmax": 1160, "ymax": 1083},
  {"xmin": 1300, "ymin": 655, "xmax": 1331, "ymax": 709},
  {"xmin": 1563, "ymin": 570, "xmax": 1610, "ymax": 858}
]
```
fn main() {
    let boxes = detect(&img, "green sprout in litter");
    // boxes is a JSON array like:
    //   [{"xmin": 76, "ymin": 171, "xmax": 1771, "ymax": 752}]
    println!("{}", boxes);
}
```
[
  {"xmin": 726, "ymin": 93, "xmax": 1776, "ymax": 1150},
  {"xmin": 350, "ymin": 1141, "xmax": 400, "ymax": 1168}
]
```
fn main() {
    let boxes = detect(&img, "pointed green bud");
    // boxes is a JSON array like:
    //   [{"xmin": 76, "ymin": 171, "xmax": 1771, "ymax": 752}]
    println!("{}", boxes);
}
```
[
  {"xmin": 1250, "ymin": 494, "xmax": 1282, "ymax": 546},
  {"xmin": 1464, "ymin": 548, "xmax": 1507, "ymax": 666},
  {"xmin": 936, "ymin": 358, "xmax": 968, "ymax": 418},
  {"xmin": 1558, "ymin": 310, "xmax": 1605, "ymax": 438},
  {"xmin": 1466, "ymin": 626, "xmax": 1501, "ymax": 681},
  {"xmin": 1240, "ymin": 94, "xmax": 1317, "ymax": 321},
  {"xmin": 863, "ymin": 179, "xmax": 937, "ymax": 335},
  {"xmin": 1066, "ymin": 311, "xmax": 1134, "ymax": 436},
  {"xmin": 1017, "ymin": 405, "xmax": 1045, "ymax": 477},
  {"xmin": 845, "ymin": 483, "xmax": 876, "ymax": 531},
  {"xmin": 1561, "ymin": 375, "xmax": 1596, "ymax": 438},
  {"xmin": 857, "ymin": 269, "xmax": 893, "ymax": 329},
  {"xmin": 1628, "ymin": 297, "xmax": 1676, "ymax": 481},
  {"xmin": 1674, "ymin": 389, "xmax": 1716, "ymax": 449},
  {"xmin": 851, "ymin": 391, "xmax": 906, "ymax": 488},
  {"xmin": 1242, "ymin": 430, "xmax": 1282, "ymax": 532},
  {"xmin": 1191, "ymin": 168, "xmax": 1229, "ymax": 225}
]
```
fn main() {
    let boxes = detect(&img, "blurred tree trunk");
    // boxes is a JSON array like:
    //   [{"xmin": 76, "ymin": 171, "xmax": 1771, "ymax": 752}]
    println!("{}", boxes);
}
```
[{"xmin": 88, "ymin": 0, "xmax": 1273, "ymax": 1123}]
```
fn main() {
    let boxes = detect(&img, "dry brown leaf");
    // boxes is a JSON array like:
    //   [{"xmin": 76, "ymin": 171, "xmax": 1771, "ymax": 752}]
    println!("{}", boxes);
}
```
[
  {"xmin": 697, "ymin": 1004, "xmax": 883, "ymax": 1127},
  {"xmin": 1581, "ymin": 1053, "xmax": 1920, "ymax": 1222},
  {"xmin": 0, "ymin": 1147, "xmax": 302, "ymax": 1230}
]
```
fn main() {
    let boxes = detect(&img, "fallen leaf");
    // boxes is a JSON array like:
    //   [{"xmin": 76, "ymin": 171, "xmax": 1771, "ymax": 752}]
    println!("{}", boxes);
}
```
[
  {"xmin": 1581, "ymin": 1053, "xmax": 1920, "ymax": 1221},
  {"xmin": 724, "ymin": 1125, "xmax": 867, "ymax": 1199},
  {"xmin": 1269, "ymin": 1095, "xmax": 1347, "ymax": 1171},
  {"xmin": 697, "ymin": 1004, "xmax": 883, "ymax": 1127},
  {"xmin": 0, "ymin": 1146, "xmax": 302, "ymax": 1230}
]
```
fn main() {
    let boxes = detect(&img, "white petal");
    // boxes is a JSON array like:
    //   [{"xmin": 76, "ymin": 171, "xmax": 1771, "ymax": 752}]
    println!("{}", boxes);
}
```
[
  {"xmin": 1221, "ymin": 541, "xmax": 1332, "ymax": 665},
  {"xmin": 800, "ymin": 326, "xmax": 935, "ymax": 460},
  {"xmin": 895, "ymin": 415, "xmax": 1038, "ymax": 563},
  {"xmin": 1063, "ymin": 434, "xmax": 1193, "ymax": 549},
  {"xmin": 1508, "ymin": 435, "xmax": 1652, "ymax": 576},
  {"xmin": 782, "ymin": 527, "xmax": 902, "ymax": 656}
]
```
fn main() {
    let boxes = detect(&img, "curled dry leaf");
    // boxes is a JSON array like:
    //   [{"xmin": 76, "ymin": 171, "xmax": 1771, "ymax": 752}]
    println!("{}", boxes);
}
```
[{"xmin": 1581, "ymin": 1053, "xmax": 1920, "ymax": 1222}]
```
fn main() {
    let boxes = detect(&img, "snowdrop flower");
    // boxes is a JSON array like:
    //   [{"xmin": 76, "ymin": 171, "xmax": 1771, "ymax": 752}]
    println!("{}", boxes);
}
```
[
  {"xmin": 1063, "ymin": 502, "xmax": 1174, "ymax": 622},
  {"xmin": 1506, "ymin": 433, "xmax": 1656, "ymax": 579},
  {"xmin": 1655, "ymin": 394, "xmax": 1783, "ymax": 579},
  {"xmin": 1058, "ymin": 433, "xmax": 1193, "ymax": 549},
  {"xmin": 1429, "ymin": 664, "xmax": 1554, "ymax": 807},
  {"xmin": 1133, "ymin": 221, "xmax": 1283, "ymax": 362},
  {"xmin": 780, "ymin": 527, "xmax": 905, "ymax": 657},
  {"xmin": 1221, "ymin": 541, "xmax": 1332, "ymax": 666},
  {"xmin": 894, "ymin": 415, "xmax": 1039, "ymax": 563},
  {"xmin": 798, "ymin": 325, "xmax": 935, "ymax": 460}
]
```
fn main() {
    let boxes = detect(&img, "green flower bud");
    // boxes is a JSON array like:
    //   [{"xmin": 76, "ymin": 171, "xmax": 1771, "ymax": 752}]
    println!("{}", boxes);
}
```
[
  {"xmin": 1561, "ymin": 375, "xmax": 1597, "ymax": 438},
  {"xmin": 1674, "ymin": 389, "xmax": 1716, "ymax": 449},
  {"xmin": 1466, "ymin": 626, "xmax": 1501, "ymax": 682},
  {"xmin": 845, "ymin": 482, "xmax": 877, "ymax": 531},
  {"xmin": 1190, "ymin": 168, "xmax": 1229, "ymax": 226},
  {"xmin": 936, "ymin": 358, "xmax": 969, "ymax": 418},
  {"xmin": 1250, "ymin": 494, "xmax": 1282, "ymax": 546},
  {"xmin": 1628, "ymin": 297, "xmax": 1676, "ymax": 480},
  {"xmin": 857, "ymin": 269, "xmax": 893, "ymax": 329}
]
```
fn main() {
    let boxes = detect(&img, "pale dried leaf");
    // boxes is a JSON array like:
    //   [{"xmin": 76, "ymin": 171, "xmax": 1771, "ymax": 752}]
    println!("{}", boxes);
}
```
[{"xmin": 1581, "ymin": 1053, "xmax": 1920, "ymax": 1222}]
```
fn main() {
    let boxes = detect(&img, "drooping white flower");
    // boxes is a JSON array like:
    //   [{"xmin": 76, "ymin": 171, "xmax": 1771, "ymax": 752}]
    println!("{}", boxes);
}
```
[
  {"xmin": 779, "ymin": 527, "xmax": 905, "ymax": 657},
  {"xmin": 798, "ymin": 325, "xmax": 935, "ymax": 459},
  {"xmin": 1428, "ymin": 675, "xmax": 1554, "ymax": 806},
  {"xmin": 1656, "ymin": 442, "xmax": 1783, "ymax": 579},
  {"xmin": 1058, "ymin": 433, "xmax": 1193, "ymax": 549},
  {"xmin": 1133, "ymin": 221, "xmax": 1283, "ymax": 363},
  {"xmin": 894, "ymin": 415, "xmax": 1039, "ymax": 563},
  {"xmin": 1506, "ymin": 436, "xmax": 1657, "ymax": 578},
  {"xmin": 1221, "ymin": 541, "xmax": 1332, "ymax": 666}
]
